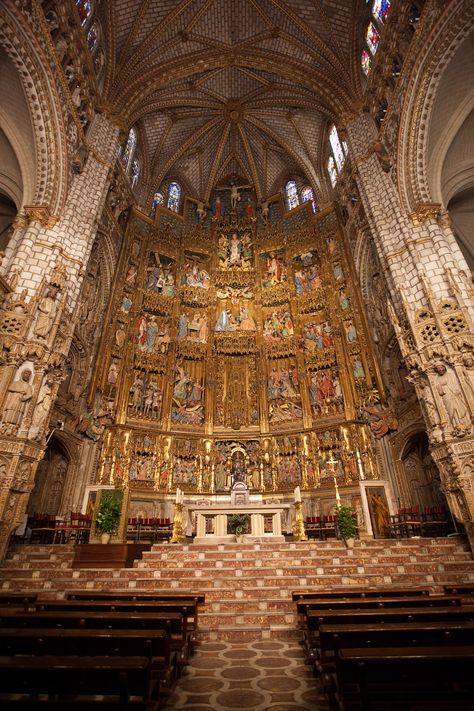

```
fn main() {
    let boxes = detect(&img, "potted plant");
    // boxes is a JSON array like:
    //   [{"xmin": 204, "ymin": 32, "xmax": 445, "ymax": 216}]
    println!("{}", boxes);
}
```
[
  {"xmin": 335, "ymin": 504, "xmax": 357, "ymax": 548},
  {"xmin": 95, "ymin": 489, "xmax": 123, "ymax": 543},
  {"xmin": 229, "ymin": 513, "xmax": 250, "ymax": 543}
]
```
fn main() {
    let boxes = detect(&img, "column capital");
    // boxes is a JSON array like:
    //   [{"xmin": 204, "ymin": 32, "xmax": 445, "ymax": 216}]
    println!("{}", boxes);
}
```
[
  {"xmin": 23, "ymin": 205, "xmax": 58, "ymax": 229},
  {"xmin": 409, "ymin": 202, "xmax": 442, "ymax": 226}
]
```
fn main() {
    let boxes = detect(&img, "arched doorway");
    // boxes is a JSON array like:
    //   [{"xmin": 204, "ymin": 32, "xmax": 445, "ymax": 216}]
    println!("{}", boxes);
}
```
[
  {"xmin": 400, "ymin": 433, "xmax": 446, "ymax": 510},
  {"xmin": 28, "ymin": 438, "xmax": 70, "ymax": 516}
]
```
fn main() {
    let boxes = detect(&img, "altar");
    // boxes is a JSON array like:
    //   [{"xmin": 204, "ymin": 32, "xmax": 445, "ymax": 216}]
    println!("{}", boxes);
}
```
[{"xmin": 188, "ymin": 503, "xmax": 291, "ymax": 544}]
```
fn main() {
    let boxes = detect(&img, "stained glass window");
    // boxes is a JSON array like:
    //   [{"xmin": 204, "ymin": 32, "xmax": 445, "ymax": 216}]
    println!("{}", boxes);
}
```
[
  {"xmin": 361, "ymin": 49, "xmax": 372, "ymax": 76},
  {"xmin": 121, "ymin": 127, "xmax": 137, "ymax": 174},
  {"xmin": 76, "ymin": 0, "xmax": 93, "ymax": 26},
  {"xmin": 329, "ymin": 125, "xmax": 345, "ymax": 173},
  {"xmin": 373, "ymin": 0, "xmax": 391, "ymax": 24},
  {"xmin": 167, "ymin": 182, "xmax": 181, "ymax": 212},
  {"xmin": 285, "ymin": 180, "xmax": 299, "ymax": 210},
  {"xmin": 151, "ymin": 192, "xmax": 164, "ymax": 213},
  {"xmin": 87, "ymin": 22, "xmax": 99, "ymax": 53},
  {"xmin": 327, "ymin": 157, "xmax": 338, "ymax": 188},
  {"xmin": 366, "ymin": 21, "xmax": 380, "ymax": 55},
  {"xmin": 131, "ymin": 158, "xmax": 140, "ymax": 189},
  {"xmin": 301, "ymin": 186, "xmax": 316, "ymax": 212},
  {"xmin": 94, "ymin": 50, "xmax": 105, "ymax": 76}
]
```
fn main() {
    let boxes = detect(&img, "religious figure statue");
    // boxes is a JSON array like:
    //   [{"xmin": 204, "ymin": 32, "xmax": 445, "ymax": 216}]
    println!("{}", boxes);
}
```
[
  {"xmin": 339, "ymin": 289, "xmax": 350, "ymax": 310},
  {"xmin": 219, "ymin": 182, "xmax": 251, "ymax": 210},
  {"xmin": 461, "ymin": 353, "xmax": 474, "ymax": 404},
  {"xmin": 178, "ymin": 313, "xmax": 188, "ymax": 340},
  {"xmin": 213, "ymin": 196, "xmax": 222, "ymax": 219},
  {"xmin": 107, "ymin": 361, "xmax": 119, "ymax": 387},
  {"xmin": 33, "ymin": 287, "xmax": 58, "ymax": 339},
  {"xmin": 29, "ymin": 376, "xmax": 54, "ymax": 441},
  {"xmin": 434, "ymin": 362, "xmax": 470, "ymax": 432},
  {"xmin": 2, "ymin": 369, "xmax": 33, "ymax": 427},
  {"xmin": 196, "ymin": 200, "xmax": 207, "ymax": 222},
  {"xmin": 229, "ymin": 233, "xmax": 242, "ymax": 266},
  {"xmin": 231, "ymin": 451, "xmax": 247, "ymax": 486},
  {"xmin": 239, "ymin": 306, "xmax": 256, "ymax": 331},
  {"xmin": 346, "ymin": 321, "xmax": 357, "ymax": 343},
  {"xmin": 121, "ymin": 295, "xmax": 132, "ymax": 313},
  {"xmin": 143, "ymin": 315, "xmax": 158, "ymax": 352},
  {"xmin": 215, "ymin": 309, "xmax": 233, "ymax": 332},
  {"xmin": 244, "ymin": 199, "xmax": 255, "ymax": 219},
  {"xmin": 260, "ymin": 200, "xmax": 269, "ymax": 225},
  {"xmin": 363, "ymin": 405, "xmax": 398, "ymax": 439}
]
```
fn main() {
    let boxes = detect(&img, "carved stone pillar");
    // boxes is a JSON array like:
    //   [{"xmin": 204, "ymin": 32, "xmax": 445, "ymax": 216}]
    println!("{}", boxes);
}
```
[
  {"xmin": 0, "ymin": 113, "xmax": 119, "ymax": 561},
  {"xmin": 345, "ymin": 111, "xmax": 474, "ymax": 551}
]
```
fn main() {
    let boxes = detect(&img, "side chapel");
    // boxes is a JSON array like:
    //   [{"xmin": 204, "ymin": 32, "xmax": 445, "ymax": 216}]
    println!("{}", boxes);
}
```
[{"xmin": 0, "ymin": 0, "xmax": 474, "ymax": 559}]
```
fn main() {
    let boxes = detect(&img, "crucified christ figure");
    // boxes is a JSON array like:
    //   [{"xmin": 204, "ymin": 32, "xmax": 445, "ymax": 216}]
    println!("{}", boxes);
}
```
[{"xmin": 220, "ymin": 182, "xmax": 252, "ymax": 210}]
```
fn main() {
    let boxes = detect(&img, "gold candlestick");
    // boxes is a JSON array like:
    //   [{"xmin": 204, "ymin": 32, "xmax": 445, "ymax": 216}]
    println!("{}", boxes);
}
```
[
  {"xmin": 170, "ymin": 502, "xmax": 185, "ymax": 544},
  {"xmin": 293, "ymin": 500, "xmax": 308, "ymax": 541}
]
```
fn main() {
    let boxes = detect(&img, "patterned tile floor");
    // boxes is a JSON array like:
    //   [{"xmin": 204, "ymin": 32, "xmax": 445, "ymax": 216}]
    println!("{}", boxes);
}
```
[{"xmin": 161, "ymin": 639, "xmax": 330, "ymax": 710}]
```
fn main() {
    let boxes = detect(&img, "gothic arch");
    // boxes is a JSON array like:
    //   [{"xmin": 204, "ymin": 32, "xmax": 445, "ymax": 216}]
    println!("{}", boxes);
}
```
[
  {"xmin": 397, "ymin": 2, "xmax": 474, "ymax": 211},
  {"xmin": 0, "ymin": 2, "xmax": 69, "ymax": 218}
]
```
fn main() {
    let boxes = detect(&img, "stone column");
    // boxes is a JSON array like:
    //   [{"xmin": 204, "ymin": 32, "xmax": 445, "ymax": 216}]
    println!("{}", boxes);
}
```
[
  {"xmin": 0, "ymin": 113, "xmax": 119, "ymax": 561},
  {"xmin": 345, "ymin": 111, "xmax": 474, "ymax": 551}
]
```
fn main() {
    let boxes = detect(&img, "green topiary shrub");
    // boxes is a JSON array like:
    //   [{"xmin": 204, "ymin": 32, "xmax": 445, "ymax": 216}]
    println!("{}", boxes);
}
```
[
  {"xmin": 95, "ymin": 489, "xmax": 123, "ymax": 535},
  {"xmin": 335, "ymin": 504, "xmax": 357, "ymax": 540}
]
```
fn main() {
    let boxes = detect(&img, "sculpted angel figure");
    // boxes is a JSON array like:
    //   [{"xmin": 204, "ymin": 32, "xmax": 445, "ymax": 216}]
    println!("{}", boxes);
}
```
[{"xmin": 363, "ymin": 405, "xmax": 398, "ymax": 439}]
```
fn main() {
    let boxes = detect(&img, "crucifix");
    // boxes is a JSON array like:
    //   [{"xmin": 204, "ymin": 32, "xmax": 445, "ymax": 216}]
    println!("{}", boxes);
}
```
[{"xmin": 219, "ymin": 182, "xmax": 252, "ymax": 210}]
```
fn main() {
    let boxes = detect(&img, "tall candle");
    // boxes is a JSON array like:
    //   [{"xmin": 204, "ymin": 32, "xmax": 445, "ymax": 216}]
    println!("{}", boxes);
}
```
[{"xmin": 294, "ymin": 486, "xmax": 301, "ymax": 503}]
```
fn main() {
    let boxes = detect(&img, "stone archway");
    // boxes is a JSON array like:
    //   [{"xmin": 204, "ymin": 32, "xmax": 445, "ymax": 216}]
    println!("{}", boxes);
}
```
[
  {"xmin": 400, "ymin": 432, "xmax": 446, "ymax": 511},
  {"xmin": 28, "ymin": 438, "xmax": 70, "ymax": 516}
]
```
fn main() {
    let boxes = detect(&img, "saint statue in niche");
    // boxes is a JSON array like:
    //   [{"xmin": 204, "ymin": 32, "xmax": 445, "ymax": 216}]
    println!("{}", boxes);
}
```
[{"xmin": 231, "ymin": 450, "xmax": 247, "ymax": 486}]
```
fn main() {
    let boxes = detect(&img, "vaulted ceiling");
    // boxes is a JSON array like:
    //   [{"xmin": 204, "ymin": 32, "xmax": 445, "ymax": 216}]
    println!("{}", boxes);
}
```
[{"xmin": 102, "ymin": 0, "xmax": 365, "ymax": 202}]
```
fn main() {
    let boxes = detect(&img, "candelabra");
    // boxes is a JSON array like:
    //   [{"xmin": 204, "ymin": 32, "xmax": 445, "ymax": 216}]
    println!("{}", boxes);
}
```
[
  {"xmin": 170, "ymin": 502, "xmax": 185, "ymax": 544},
  {"xmin": 293, "ymin": 500, "xmax": 308, "ymax": 541}
]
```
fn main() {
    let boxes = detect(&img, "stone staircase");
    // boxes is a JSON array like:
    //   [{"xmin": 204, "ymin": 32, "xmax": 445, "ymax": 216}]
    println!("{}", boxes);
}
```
[{"xmin": 1, "ymin": 537, "xmax": 474, "ymax": 640}]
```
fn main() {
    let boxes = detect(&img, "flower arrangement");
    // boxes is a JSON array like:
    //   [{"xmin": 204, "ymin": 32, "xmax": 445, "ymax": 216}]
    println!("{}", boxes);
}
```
[
  {"xmin": 95, "ymin": 489, "xmax": 123, "ymax": 535},
  {"xmin": 229, "ymin": 513, "xmax": 250, "ymax": 538}
]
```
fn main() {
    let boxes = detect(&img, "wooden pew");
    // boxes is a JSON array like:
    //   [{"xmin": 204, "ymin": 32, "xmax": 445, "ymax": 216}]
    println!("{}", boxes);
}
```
[
  {"xmin": 0, "ymin": 654, "xmax": 157, "ymax": 708},
  {"xmin": 65, "ymin": 591, "xmax": 205, "ymax": 629},
  {"xmin": 316, "ymin": 619, "xmax": 474, "ymax": 676},
  {"xmin": 0, "ymin": 592, "xmax": 37, "ymax": 610},
  {"xmin": 0, "ymin": 627, "xmax": 177, "ymax": 693},
  {"xmin": 292, "ymin": 587, "xmax": 430, "ymax": 602},
  {"xmin": 66, "ymin": 591, "xmax": 205, "ymax": 603},
  {"xmin": 34, "ymin": 599, "xmax": 199, "ymax": 638},
  {"xmin": 444, "ymin": 583, "xmax": 474, "ymax": 596},
  {"xmin": 303, "ymin": 605, "xmax": 474, "ymax": 656},
  {"xmin": 0, "ymin": 610, "xmax": 190, "ymax": 664},
  {"xmin": 296, "ymin": 594, "xmax": 462, "ymax": 621},
  {"xmin": 334, "ymin": 646, "xmax": 474, "ymax": 710}
]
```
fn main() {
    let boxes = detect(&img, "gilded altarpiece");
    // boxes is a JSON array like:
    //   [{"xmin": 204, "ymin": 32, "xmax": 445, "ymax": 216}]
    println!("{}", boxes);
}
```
[{"xmin": 93, "ymin": 210, "xmax": 383, "ymax": 500}]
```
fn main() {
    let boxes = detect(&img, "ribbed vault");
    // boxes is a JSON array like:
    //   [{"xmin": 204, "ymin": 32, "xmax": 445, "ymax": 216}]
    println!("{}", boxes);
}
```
[{"xmin": 102, "ymin": 0, "xmax": 363, "ymax": 201}]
